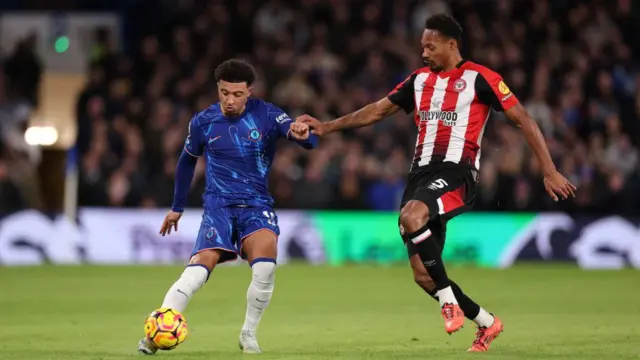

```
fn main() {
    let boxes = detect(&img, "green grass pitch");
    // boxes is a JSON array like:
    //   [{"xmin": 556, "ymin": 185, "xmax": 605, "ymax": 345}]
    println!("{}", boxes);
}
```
[{"xmin": 1, "ymin": 264, "xmax": 639, "ymax": 359}]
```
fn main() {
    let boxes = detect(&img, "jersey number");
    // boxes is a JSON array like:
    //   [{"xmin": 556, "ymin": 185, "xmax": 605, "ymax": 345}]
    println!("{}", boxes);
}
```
[
  {"xmin": 263, "ymin": 211, "xmax": 277, "ymax": 226},
  {"xmin": 428, "ymin": 179, "xmax": 449, "ymax": 191}
]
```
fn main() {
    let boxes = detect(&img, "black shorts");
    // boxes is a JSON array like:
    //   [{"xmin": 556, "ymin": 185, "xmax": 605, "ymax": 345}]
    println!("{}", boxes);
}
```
[{"xmin": 400, "ymin": 162, "xmax": 477, "ymax": 256}]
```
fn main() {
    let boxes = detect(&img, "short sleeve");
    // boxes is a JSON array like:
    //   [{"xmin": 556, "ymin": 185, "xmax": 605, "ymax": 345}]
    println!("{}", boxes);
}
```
[
  {"xmin": 475, "ymin": 70, "xmax": 520, "ymax": 112},
  {"xmin": 184, "ymin": 114, "xmax": 205, "ymax": 157},
  {"xmin": 387, "ymin": 73, "xmax": 417, "ymax": 114}
]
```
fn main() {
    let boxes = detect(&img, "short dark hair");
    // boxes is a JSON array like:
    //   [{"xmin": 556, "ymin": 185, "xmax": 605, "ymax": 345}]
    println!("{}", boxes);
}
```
[
  {"xmin": 425, "ymin": 13, "xmax": 463, "ymax": 46},
  {"xmin": 214, "ymin": 59, "xmax": 256, "ymax": 86}
]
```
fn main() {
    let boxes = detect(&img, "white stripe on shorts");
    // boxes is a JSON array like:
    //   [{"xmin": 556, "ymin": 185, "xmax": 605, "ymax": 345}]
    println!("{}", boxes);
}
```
[{"xmin": 437, "ymin": 197, "xmax": 445, "ymax": 215}]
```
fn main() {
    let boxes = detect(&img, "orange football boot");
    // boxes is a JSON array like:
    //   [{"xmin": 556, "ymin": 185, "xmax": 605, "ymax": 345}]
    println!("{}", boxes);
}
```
[
  {"xmin": 468, "ymin": 315, "xmax": 504, "ymax": 352},
  {"xmin": 441, "ymin": 303, "xmax": 465, "ymax": 334}
]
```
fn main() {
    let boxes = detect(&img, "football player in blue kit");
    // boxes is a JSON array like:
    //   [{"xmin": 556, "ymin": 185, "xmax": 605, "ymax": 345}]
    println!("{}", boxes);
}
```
[{"xmin": 138, "ymin": 59, "xmax": 317, "ymax": 355}]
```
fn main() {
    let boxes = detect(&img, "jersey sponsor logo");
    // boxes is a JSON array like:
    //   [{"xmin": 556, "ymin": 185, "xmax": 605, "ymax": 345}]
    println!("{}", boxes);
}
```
[
  {"xmin": 419, "ymin": 110, "xmax": 458, "ymax": 126},
  {"xmin": 427, "ymin": 178, "xmax": 449, "ymax": 191},
  {"xmin": 453, "ymin": 78, "xmax": 467, "ymax": 92},
  {"xmin": 275, "ymin": 113, "xmax": 291, "ymax": 124},
  {"xmin": 501, "ymin": 93, "xmax": 513, "ymax": 102},
  {"xmin": 248, "ymin": 129, "xmax": 262, "ymax": 142},
  {"xmin": 498, "ymin": 81, "xmax": 510, "ymax": 95}
]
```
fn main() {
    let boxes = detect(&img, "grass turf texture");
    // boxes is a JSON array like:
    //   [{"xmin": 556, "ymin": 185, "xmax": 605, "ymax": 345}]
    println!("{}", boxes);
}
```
[{"xmin": 1, "ymin": 264, "xmax": 638, "ymax": 359}]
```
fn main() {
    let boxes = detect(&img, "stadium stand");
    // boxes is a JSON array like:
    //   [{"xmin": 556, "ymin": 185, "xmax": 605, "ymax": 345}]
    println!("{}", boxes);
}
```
[
  {"xmin": 0, "ymin": 34, "xmax": 43, "ymax": 212},
  {"xmin": 44, "ymin": 0, "xmax": 640, "ymax": 213}
]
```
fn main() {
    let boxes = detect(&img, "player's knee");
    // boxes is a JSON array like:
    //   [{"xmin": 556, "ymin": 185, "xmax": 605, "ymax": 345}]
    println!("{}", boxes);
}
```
[
  {"xmin": 250, "ymin": 258, "xmax": 276, "ymax": 290},
  {"xmin": 399, "ymin": 201, "xmax": 430, "ymax": 233},
  {"xmin": 243, "ymin": 229, "xmax": 278, "ymax": 260},
  {"xmin": 189, "ymin": 249, "xmax": 221, "ymax": 272},
  {"xmin": 413, "ymin": 271, "xmax": 436, "ymax": 292}
]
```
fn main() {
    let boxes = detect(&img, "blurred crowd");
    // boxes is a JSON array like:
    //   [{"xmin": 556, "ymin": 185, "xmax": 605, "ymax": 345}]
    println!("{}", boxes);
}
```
[
  {"xmin": 3, "ymin": 0, "xmax": 639, "ymax": 214},
  {"xmin": 0, "ymin": 33, "xmax": 43, "ymax": 213}
]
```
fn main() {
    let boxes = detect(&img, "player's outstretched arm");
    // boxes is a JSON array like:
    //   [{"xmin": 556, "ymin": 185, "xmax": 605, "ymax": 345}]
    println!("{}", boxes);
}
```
[
  {"xmin": 504, "ymin": 103, "xmax": 577, "ymax": 201},
  {"xmin": 476, "ymin": 68, "xmax": 576, "ymax": 202},
  {"xmin": 297, "ymin": 97, "xmax": 402, "ymax": 136}
]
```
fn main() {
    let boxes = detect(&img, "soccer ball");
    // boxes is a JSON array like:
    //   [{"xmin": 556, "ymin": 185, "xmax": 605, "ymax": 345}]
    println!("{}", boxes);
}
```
[{"xmin": 143, "ymin": 308, "xmax": 188, "ymax": 350}]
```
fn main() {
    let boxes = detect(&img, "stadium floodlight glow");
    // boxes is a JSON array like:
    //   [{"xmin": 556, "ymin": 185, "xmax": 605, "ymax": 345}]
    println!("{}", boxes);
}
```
[{"xmin": 24, "ymin": 126, "xmax": 59, "ymax": 146}]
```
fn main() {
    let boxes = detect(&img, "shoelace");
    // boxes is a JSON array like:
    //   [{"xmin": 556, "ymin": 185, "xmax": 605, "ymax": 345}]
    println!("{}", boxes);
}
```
[
  {"xmin": 472, "ymin": 327, "xmax": 487, "ymax": 346},
  {"xmin": 442, "ymin": 305, "xmax": 455, "ymax": 320}
]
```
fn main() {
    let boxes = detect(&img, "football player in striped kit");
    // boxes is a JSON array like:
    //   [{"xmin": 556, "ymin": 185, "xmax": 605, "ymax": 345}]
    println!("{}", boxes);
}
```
[{"xmin": 296, "ymin": 13, "xmax": 575, "ymax": 353}]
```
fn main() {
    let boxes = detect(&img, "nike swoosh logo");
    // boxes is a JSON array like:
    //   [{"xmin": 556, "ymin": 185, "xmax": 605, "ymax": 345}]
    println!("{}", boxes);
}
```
[
  {"xmin": 255, "ymin": 298, "xmax": 268, "ymax": 303},
  {"xmin": 177, "ymin": 289, "xmax": 188, "ymax": 298},
  {"xmin": 208, "ymin": 136, "xmax": 222, "ymax": 144}
]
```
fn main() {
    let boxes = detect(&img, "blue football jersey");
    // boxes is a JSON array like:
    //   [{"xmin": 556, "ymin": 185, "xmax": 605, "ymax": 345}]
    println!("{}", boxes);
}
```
[{"xmin": 184, "ymin": 98, "xmax": 317, "ymax": 209}]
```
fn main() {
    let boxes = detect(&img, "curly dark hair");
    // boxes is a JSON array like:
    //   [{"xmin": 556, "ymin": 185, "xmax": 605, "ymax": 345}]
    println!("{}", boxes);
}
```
[
  {"xmin": 214, "ymin": 59, "xmax": 256, "ymax": 86},
  {"xmin": 425, "ymin": 13, "xmax": 463, "ymax": 46}
]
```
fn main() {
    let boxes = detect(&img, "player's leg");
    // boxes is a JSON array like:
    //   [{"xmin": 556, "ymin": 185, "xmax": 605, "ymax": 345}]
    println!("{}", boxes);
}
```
[
  {"xmin": 398, "ymin": 168, "xmax": 474, "ymax": 333},
  {"xmin": 400, "ymin": 199, "xmax": 466, "ymax": 333},
  {"xmin": 160, "ymin": 209, "xmax": 238, "ymax": 312},
  {"xmin": 138, "ymin": 209, "xmax": 236, "ymax": 355},
  {"xmin": 407, "ymin": 223, "xmax": 503, "ymax": 350},
  {"xmin": 159, "ymin": 250, "xmax": 219, "ymax": 312},
  {"xmin": 408, "ymin": 219, "xmax": 493, "ymax": 324},
  {"xmin": 236, "ymin": 207, "xmax": 280, "ymax": 354},
  {"xmin": 400, "ymin": 169, "xmax": 504, "ymax": 346},
  {"xmin": 241, "ymin": 230, "xmax": 277, "ymax": 337},
  {"xmin": 138, "ymin": 251, "xmax": 222, "ymax": 355},
  {"xmin": 410, "ymin": 254, "xmax": 503, "ymax": 351},
  {"xmin": 425, "ymin": 219, "xmax": 504, "ymax": 351}
]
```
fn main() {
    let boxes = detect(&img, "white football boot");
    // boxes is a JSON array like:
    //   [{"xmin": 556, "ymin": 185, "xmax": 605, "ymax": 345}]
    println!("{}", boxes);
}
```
[
  {"xmin": 238, "ymin": 329, "xmax": 261, "ymax": 354},
  {"xmin": 137, "ymin": 338, "xmax": 158, "ymax": 355}
]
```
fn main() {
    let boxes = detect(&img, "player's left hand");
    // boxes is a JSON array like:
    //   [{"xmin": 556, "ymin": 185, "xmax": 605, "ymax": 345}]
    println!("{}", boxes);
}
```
[
  {"xmin": 160, "ymin": 211, "xmax": 183, "ymax": 236},
  {"xmin": 543, "ymin": 171, "xmax": 577, "ymax": 202},
  {"xmin": 289, "ymin": 121, "xmax": 310, "ymax": 140}
]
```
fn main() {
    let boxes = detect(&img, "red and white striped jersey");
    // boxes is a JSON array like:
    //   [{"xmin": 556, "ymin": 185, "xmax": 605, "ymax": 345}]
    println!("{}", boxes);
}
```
[{"xmin": 388, "ymin": 60, "xmax": 519, "ymax": 171}]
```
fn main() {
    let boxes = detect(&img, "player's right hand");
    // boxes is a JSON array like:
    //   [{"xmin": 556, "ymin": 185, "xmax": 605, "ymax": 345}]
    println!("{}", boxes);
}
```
[
  {"xmin": 290, "ymin": 122, "xmax": 310, "ymax": 140},
  {"xmin": 160, "ymin": 211, "xmax": 183, "ymax": 236},
  {"xmin": 296, "ymin": 114, "xmax": 328, "ymax": 136},
  {"xmin": 543, "ymin": 171, "xmax": 577, "ymax": 202}
]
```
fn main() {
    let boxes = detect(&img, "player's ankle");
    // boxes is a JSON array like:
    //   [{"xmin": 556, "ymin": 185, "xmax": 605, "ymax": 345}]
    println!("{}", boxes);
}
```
[
  {"xmin": 436, "ymin": 286, "xmax": 458, "ymax": 306},
  {"xmin": 472, "ymin": 308, "xmax": 494, "ymax": 328}
]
